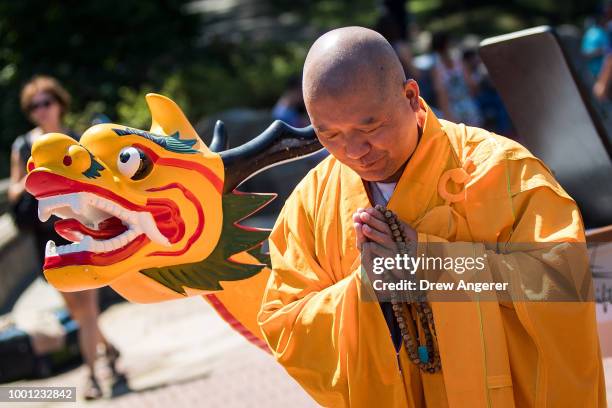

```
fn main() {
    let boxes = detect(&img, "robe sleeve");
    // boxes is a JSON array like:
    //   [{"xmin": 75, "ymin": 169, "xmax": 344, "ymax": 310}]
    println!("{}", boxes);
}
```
[
  {"xmin": 419, "ymin": 185, "xmax": 590, "ymax": 304},
  {"xmin": 257, "ymin": 183, "xmax": 408, "ymax": 408},
  {"xmin": 419, "ymin": 158, "xmax": 606, "ymax": 406}
]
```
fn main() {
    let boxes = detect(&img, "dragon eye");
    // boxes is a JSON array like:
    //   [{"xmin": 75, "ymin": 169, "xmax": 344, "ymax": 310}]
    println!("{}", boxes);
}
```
[{"xmin": 117, "ymin": 146, "xmax": 153, "ymax": 180}]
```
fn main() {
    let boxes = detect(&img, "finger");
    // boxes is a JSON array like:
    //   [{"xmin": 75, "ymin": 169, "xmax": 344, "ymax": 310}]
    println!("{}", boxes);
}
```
[
  {"xmin": 367, "ymin": 241, "xmax": 396, "ymax": 258},
  {"xmin": 353, "ymin": 208, "xmax": 367, "ymax": 223},
  {"xmin": 358, "ymin": 211, "xmax": 391, "ymax": 234},
  {"xmin": 366, "ymin": 207, "xmax": 387, "ymax": 222},
  {"xmin": 352, "ymin": 212, "xmax": 364, "ymax": 224},
  {"xmin": 362, "ymin": 224, "xmax": 394, "ymax": 245},
  {"xmin": 400, "ymin": 221, "xmax": 418, "ymax": 242},
  {"xmin": 354, "ymin": 223, "xmax": 366, "ymax": 248}
]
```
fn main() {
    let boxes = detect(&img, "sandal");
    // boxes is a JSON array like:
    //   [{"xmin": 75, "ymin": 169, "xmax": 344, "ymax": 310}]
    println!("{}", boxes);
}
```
[
  {"xmin": 105, "ymin": 344, "xmax": 121, "ymax": 375},
  {"xmin": 83, "ymin": 375, "xmax": 103, "ymax": 400}
]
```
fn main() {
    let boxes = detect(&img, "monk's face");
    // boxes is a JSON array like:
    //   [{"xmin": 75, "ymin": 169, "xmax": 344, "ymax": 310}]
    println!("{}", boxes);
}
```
[{"xmin": 307, "ymin": 79, "xmax": 420, "ymax": 182}]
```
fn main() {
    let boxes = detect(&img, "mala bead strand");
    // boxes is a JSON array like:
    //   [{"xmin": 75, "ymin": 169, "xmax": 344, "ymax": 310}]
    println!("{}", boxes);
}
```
[{"xmin": 373, "ymin": 205, "xmax": 442, "ymax": 373}]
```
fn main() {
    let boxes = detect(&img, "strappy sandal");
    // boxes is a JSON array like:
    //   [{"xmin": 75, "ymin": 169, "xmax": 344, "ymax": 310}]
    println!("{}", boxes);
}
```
[
  {"xmin": 83, "ymin": 375, "xmax": 103, "ymax": 400},
  {"xmin": 105, "ymin": 344, "xmax": 121, "ymax": 376}
]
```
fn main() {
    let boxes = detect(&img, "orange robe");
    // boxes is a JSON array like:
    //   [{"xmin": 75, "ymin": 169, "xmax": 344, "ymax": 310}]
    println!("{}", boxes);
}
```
[{"xmin": 257, "ymin": 101, "xmax": 606, "ymax": 407}]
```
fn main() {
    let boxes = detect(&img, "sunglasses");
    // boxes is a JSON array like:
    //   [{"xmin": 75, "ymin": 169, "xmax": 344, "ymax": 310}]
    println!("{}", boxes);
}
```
[{"xmin": 28, "ymin": 98, "xmax": 55, "ymax": 113}]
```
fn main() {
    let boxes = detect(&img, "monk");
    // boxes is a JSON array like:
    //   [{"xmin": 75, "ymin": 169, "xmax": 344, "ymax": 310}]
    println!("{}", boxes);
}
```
[{"xmin": 257, "ymin": 27, "xmax": 606, "ymax": 407}]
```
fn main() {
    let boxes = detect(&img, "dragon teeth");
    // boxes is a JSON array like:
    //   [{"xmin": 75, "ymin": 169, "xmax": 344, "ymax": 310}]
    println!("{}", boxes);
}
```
[
  {"xmin": 38, "ymin": 206, "xmax": 51, "ymax": 223},
  {"xmin": 102, "ymin": 240, "xmax": 112, "ymax": 252},
  {"xmin": 118, "ymin": 234, "xmax": 129, "ymax": 247},
  {"xmin": 127, "ymin": 213, "xmax": 138, "ymax": 224},
  {"xmin": 43, "ymin": 229, "xmax": 146, "ymax": 258},
  {"xmin": 38, "ymin": 191, "xmax": 170, "ymax": 257},
  {"xmin": 38, "ymin": 195, "xmax": 67, "ymax": 222},
  {"xmin": 70, "ymin": 194, "xmax": 84, "ymax": 215},
  {"xmin": 138, "ymin": 213, "xmax": 170, "ymax": 247},
  {"xmin": 45, "ymin": 240, "xmax": 57, "ymax": 257},
  {"xmin": 80, "ymin": 236, "xmax": 94, "ymax": 252}
]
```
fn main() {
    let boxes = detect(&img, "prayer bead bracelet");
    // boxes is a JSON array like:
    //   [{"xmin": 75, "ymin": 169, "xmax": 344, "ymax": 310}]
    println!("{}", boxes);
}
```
[{"xmin": 374, "ymin": 205, "xmax": 442, "ymax": 373}]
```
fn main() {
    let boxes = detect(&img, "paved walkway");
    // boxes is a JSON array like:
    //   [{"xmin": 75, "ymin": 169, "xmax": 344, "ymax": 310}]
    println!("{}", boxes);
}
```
[{"xmin": 3, "ymin": 279, "xmax": 317, "ymax": 407}]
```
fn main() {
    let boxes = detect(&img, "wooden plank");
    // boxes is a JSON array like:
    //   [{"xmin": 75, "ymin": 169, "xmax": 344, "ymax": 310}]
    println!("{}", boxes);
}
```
[{"xmin": 480, "ymin": 26, "xmax": 612, "ymax": 228}]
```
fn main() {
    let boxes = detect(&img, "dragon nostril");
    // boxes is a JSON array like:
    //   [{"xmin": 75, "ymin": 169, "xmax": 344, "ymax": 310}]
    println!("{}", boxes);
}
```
[{"xmin": 63, "ymin": 155, "xmax": 72, "ymax": 166}]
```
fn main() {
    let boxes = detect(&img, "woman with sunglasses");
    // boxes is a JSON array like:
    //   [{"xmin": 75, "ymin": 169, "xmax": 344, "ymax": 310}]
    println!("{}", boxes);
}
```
[{"xmin": 8, "ymin": 75, "xmax": 119, "ymax": 400}]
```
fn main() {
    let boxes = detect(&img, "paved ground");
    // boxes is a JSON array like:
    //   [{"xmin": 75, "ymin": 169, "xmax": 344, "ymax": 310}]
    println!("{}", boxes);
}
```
[{"xmin": 3, "ymin": 279, "xmax": 317, "ymax": 407}]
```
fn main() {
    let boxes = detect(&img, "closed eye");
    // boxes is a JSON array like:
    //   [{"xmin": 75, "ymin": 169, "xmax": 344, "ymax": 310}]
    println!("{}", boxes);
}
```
[{"xmin": 363, "ymin": 123, "xmax": 384, "ymax": 133}]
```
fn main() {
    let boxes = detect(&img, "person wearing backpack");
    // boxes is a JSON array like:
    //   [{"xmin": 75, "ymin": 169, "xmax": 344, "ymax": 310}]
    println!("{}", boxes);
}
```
[{"xmin": 8, "ymin": 75, "xmax": 119, "ymax": 400}]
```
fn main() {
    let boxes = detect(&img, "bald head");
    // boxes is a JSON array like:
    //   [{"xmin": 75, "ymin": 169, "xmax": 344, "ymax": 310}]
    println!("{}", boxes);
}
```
[
  {"xmin": 301, "ymin": 27, "xmax": 423, "ymax": 182},
  {"xmin": 303, "ymin": 26, "xmax": 406, "ymax": 105}
]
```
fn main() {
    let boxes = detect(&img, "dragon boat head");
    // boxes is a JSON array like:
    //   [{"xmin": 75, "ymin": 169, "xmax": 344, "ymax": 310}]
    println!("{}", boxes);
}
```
[{"xmin": 25, "ymin": 94, "xmax": 321, "ymax": 302}]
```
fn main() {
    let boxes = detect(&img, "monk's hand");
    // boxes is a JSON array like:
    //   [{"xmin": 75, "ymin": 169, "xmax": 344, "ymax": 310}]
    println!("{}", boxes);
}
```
[{"xmin": 352, "ymin": 207, "xmax": 417, "ymax": 247}]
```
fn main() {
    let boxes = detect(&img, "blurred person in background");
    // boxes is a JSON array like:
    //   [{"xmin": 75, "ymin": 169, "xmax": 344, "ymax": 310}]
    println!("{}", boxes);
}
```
[
  {"xmin": 272, "ymin": 74, "xmax": 309, "ymax": 128},
  {"xmin": 591, "ymin": 5, "xmax": 612, "ymax": 100},
  {"xmin": 431, "ymin": 31, "xmax": 483, "ymax": 126},
  {"xmin": 273, "ymin": 74, "xmax": 329, "ymax": 173},
  {"xmin": 582, "ymin": 15, "xmax": 610, "ymax": 78},
  {"xmin": 593, "ymin": 52, "xmax": 612, "ymax": 100},
  {"xmin": 8, "ymin": 75, "xmax": 119, "ymax": 400},
  {"xmin": 462, "ymin": 48, "xmax": 513, "ymax": 136},
  {"xmin": 374, "ymin": 7, "xmax": 419, "ymax": 82}
]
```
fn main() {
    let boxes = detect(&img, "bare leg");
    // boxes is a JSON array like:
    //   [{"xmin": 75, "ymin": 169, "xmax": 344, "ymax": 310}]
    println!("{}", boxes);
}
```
[{"xmin": 61, "ymin": 290, "xmax": 103, "ymax": 399}]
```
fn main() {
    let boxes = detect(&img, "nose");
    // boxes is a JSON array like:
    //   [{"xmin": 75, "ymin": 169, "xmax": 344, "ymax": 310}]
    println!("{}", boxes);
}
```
[
  {"xmin": 28, "ymin": 133, "xmax": 92, "ymax": 175},
  {"xmin": 344, "ymin": 133, "xmax": 371, "ymax": 160}
]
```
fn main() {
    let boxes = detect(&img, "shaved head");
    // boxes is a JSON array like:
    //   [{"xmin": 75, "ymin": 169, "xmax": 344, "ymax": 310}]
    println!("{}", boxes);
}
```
[
  {"xmin": 303, "ymin": 27, "xmax": 406, "ymax": 104},
  {"xmin": 302, "ymin": 26, "xmax": 423, "ymax": 182}
]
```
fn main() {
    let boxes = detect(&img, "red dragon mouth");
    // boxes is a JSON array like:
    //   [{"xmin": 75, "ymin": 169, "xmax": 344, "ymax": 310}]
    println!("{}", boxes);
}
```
[{"xmin": 26, "ymin": 172, "xmax": 184, "ymax": 269}]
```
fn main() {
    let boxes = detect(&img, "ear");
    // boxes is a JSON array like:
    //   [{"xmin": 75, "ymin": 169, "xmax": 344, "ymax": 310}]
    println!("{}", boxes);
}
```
[
  {"xmin": 403, "ymin": 79, "xmax": 420, "ymax": 111},
  {"xmin": 145, "ymin": 93, "xmax": 209, "ymax": 153}
]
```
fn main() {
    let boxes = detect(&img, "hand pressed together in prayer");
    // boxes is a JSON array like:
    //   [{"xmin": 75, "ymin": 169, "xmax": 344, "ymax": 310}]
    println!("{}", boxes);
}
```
[
  {"xmin": 353, "ymin": 207, "xmax": 419, "ymax": 301},
  {"xmin": 353, "ymin": 206, "xmax": 417, "ymax": 249}
]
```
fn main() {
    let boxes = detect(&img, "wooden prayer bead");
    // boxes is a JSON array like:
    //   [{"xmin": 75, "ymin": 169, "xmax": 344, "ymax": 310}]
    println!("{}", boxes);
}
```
[{"xmin": 383, "ymin": 206, "xmax": 441, "ymax": 373}]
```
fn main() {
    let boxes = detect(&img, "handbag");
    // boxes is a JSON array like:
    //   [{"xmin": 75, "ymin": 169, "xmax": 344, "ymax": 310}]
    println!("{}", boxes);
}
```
[{"xmin": 9, "ymin": 134, "xmax": 39, "ymax": 230}]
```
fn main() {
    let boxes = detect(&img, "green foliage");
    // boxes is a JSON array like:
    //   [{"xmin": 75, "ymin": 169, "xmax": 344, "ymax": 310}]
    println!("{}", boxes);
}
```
[
  {"xmin": 116, "ymin": 87, "xmax": 154, "ymax": 131},
  {"xmin": 269, "ymin": 0, "xmax": 378, "ymax": 29},
  {"xmin": 0, "ymin": 0, "xmax": 200, "ymax": 176},
  {"xmin": 410, "ymin": 0, "xmax": 602, "ymax": 37},
  {"xmin": 113, "ymin": 41, "xmax": 309, "ymax": 131},
  {"xmin": 64, "ymin": 101, "xmax": 107, "ymax": 134}
]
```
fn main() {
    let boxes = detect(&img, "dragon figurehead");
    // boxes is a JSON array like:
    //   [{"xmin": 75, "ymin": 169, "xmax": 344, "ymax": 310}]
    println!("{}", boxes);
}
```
[{"xmin": 25, "ymin": 94, "xmax": 321, "ymax": 321}]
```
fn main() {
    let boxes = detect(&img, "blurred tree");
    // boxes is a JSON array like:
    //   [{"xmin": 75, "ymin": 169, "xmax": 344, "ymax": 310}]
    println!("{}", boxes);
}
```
[
  {"xmin": 409, "ymin": 0, "xmax": 602, "ymax": 36},
  {"xmin": 0, "ymin": 0, "xmax": 200, "ymax": 175}
]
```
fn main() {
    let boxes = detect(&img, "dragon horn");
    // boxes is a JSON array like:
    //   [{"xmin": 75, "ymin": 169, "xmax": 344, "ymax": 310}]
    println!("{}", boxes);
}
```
[
  {"xmin": 219, "ymin": 121, "xmax": 323, "ymax": 193},
  {"xmin": 145, "ymin": 93, "xmax": 209, "ymax": 153},
  {"xmin": 209, "ymin": 120, "xmax": 230, "ymax": 152}
]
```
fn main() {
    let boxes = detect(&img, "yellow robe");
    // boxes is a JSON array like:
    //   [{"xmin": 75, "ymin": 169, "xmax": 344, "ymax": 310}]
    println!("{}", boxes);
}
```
[{"xmin": 257, "ymin": 102, "xmax": 606, "ymax": 407}]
